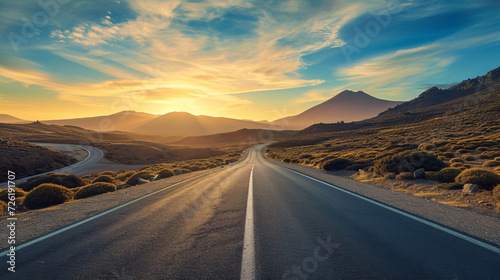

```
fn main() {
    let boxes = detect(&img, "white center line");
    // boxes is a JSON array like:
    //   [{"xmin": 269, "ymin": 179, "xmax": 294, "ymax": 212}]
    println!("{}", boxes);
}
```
[{"xmin": 241, "ymin": 163, "xmax": 256, "ymax": 280}]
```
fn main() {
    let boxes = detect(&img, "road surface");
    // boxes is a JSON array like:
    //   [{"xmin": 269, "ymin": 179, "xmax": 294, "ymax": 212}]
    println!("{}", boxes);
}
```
[
  {"xmin": 1, "ymin": 144, "xmax": 499, "ymax": 279},
  {"xmin": 0, "ymin": 143, "xmax": 103, "ymax": 189}
]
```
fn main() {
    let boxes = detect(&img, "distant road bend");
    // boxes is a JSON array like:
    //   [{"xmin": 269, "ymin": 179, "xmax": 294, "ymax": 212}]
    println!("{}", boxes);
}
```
[
  {"xmin": 1, "ymin": 144, "xmax": 499, "ymax": 279},
  {"xmin": 0, "ymin": 143, "xmax": 103, "ymax": 189}
]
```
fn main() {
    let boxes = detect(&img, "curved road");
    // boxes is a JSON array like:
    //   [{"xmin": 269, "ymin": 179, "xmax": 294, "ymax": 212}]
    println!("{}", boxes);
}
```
[
  {"xmin": 0, "ymin": 143, "xmax": 103, "ymax": 189},
  {"xmin": 1, "ymin": 144, "xmax": 499, "ymax": 279}
]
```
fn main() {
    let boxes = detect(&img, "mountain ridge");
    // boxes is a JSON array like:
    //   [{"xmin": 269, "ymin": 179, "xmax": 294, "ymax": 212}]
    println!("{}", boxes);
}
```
[{"xmin": 272, "ymin": 90, "xmax": 402, "ymax": 129}]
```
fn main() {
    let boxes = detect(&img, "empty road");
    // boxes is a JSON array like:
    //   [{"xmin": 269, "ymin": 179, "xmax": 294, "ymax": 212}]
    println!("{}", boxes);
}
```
[{"xmin": 1, "ymin": 144, "xmax": 499, "ymax": 279}]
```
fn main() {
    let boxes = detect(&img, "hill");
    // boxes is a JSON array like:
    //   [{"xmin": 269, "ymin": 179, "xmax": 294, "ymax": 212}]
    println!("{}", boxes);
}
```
[
  {"xmin": 133, "ymin": 112, "xmax": 273, "ymax": 137},
  {"xmin": 176, "ymin": 128, "xmax": 295, "ymax": 146},
  {"xmin": 272, "ymin": 90, "xmax": 402, "ymax": 129},
  {"xmin": 268, "ymin": 66, "xmax": 500, "ymax": 168},
  {"xmin": 0, "ymin": 122, "xmax": 227, "ymax": 165},
  {"xmin": 382, "ymin": 66, "xmax": 500, "ymax": 114},
  {"xmin": 0, "ymin": 138, "xmax": 76, "ymax": 182},
  {"xmin": 42, "ymin": 111, "xmax": 158, "ymax": 132},
  {"xmin": 0, "ymin": 114, "xmax": 30, "ymax": 124}
]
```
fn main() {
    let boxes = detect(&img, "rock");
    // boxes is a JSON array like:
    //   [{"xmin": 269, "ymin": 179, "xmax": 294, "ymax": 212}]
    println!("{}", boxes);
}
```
[
  {"xmin": 462, "ymin": 184, "xmax": 479, "ymax": 194},
  {"xmin": 414, "ymin": 168, "xmax": 426, "ymax": 179},
  {"xmin": 138, "ymin": 178, "xmax": 149, "ymax": 185}
]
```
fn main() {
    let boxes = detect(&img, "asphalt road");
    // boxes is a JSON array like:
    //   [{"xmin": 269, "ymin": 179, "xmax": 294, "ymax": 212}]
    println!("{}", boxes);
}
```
[
  {"xmin": 0, "ymin": 143, "xmax": 103, "ymax": 189},
  {"xmin": 1, "ymin": 144, "xmax": 499, "ymax": 279}
]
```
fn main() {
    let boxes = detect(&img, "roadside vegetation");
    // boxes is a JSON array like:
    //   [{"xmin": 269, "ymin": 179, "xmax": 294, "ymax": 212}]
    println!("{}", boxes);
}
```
[{"xmin": 0, "ymin": 152, "xmax": 243, "ymax": 215}]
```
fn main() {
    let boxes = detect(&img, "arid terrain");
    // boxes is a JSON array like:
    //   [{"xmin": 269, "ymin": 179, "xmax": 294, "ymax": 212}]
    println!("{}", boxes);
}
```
[{"xmin": 267, "ymin": 67, "xmax": 500, "ymax": 214}]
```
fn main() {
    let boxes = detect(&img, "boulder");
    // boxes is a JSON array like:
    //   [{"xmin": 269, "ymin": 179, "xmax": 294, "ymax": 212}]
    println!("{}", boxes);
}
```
[
  {"xmin": 462, "ymin": 184, "xmax": 479, "ymax": 194},
  {"xmin": 414, "ymin": 168, "xmax": 426, "ymax": 179}
]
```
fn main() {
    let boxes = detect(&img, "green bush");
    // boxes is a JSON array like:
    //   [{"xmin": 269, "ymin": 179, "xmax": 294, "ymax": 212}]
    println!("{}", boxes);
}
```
[
  {"xmin": 455, "ymin": 168, "xmax": 500, "ymax": 190},
  {"xmin": 373, "ymin": 151, "xmax": 447, "ymax": 175},
  {"xmin": 493, "ymin": 185, "xmax": 500, "ymax": 206},
  {"xmin": 483, "ymin": 160, "xmax": 500, "ymax": 167},
  {"xmin": 320, "ymin": 158, "xmax": 352, "ymax": 171},
  {"xmin": 0, "ymin": 187, "xmax": 27, "ymax": 203},
  {"xmin": 158, "ymin": 169, "xmax": 175, "ymax": 179},
  {"xmin": 457, "ymin": 149, "xmax": 468, "ymax": 154},
  {"xmin": 22, "ymin": 183, "xmax": 73, "ymax": 210},
  {"xmin": 476, "ymin": 147, "xmax": 489, "ymax": 152},
  {"xmin": 125, "ymin": 171, "xmax": 155, "ymax": 186},
  {"xmin": 92, "ymin": 175, "xmax": 114, "ymax": 184},
  {"xmin": 435, "ymin": 168, "xmax": 462, "ymax": 183},
  {"xmin": 282, "ymin": 158, "xmax": 292, "ymax": 163},
  {"xmin": 74, "ymin": 182, "xmax": 116, "ymax": 199},
  {"xmin": 396, "ymin": 172, "xmax": 414, "ymax": 180},
  {"xmin": 451, "ymin": 163, "xmax": 463, "ymax": 168},
  {"xmin": 21, "ymin": 173, "xmax": 85, "ymax": 191}
]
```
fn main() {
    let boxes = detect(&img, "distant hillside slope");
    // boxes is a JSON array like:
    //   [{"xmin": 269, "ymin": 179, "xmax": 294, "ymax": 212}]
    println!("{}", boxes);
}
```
[
  {"xmin": 295, "ymin": 66, "xmax": 500, "ymax": 137},
  {"xmin": 272, "ymin": 90, "xmax": 402, "ymax": 129},
  {"xmin": 133, "ymin": 112, "xmax": 273, "ymax": 137},
  {"xmin": 0, "ymin": 114, "xmax": 30, "ymax": 124},
  {"xmin": 0, "ymin": 138, "xmax": 76, "ymax": 182},
  {"xmin": 43, "ymin": 111, "xmax": 158, "ymax": 131},
  {"xmin": 176, "ymin": 128, "xmax": 295, "ymax": 146},
  {"xmin": 382, "ymin": 66, "xmax": 500, "ymax": 114}
]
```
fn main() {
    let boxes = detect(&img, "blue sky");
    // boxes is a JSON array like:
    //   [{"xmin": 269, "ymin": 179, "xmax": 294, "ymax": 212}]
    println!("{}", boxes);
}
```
[{"xmin": 0, "ymin": 0, "xmax": 499, "ymax": 121}]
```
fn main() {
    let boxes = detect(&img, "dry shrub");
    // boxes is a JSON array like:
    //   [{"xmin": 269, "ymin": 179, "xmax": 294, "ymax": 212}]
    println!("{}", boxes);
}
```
[
  {"xmin": 116, "ymin": 171, "xmax": 135, "ymax": 181},
  {"xmin": 396, "ymin": 172, "xmax": 414, "ymax": 180},
  {"xmin": 455, "ymin": 168, "xmax": 500, "ymax": 190},
  {"xmin": 483, "ymin": 160, "xmax": 500, "ymax": 167},
  {"xmin": 158, "ymin": 169, "xmax": 175, "ymax": 179},
  {"xmin": 22, "ymin": 183, "xmax": 73, "ymax": 210},
  {"xmin": 0, "ymin": 187, "xmax": 27, "ymax": 203},
  {"xmin": 74, "ymin": 182, "xmax": 116, "ymax": 199},
  {"xmin": 125, "ymin": 171, "xmax": 155, "ymax": 186},
  {"xmin": 320, "ymin": 158, "xmax": 352, "ymax": 171},
  {"xmin": 91, "ymin": 175, "xmax": 114, "ymax": 184},
  {"xmin": 20, "ymin": 173, "xmax": 85, "ymax": 192},
  {"xmin": 373, "ymin": 151, "xmax": 446, "ymax": 176},
  {"xmin": 435, "ymin": 168, "xmax": 462, "ymax": 183}
]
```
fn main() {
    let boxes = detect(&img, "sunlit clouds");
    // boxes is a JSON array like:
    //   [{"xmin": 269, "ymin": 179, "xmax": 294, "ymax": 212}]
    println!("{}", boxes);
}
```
[{"xmin": 1, "ymin": 0, "xmax": 500, "ymax": 120}]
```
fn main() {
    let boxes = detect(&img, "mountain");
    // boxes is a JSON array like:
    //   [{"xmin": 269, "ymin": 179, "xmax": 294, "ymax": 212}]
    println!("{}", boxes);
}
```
[
  {"xmin": 294, "ymin": 66, "xmax": 500, "ymax": 137},
  {"xmin": 42, "ymin": 111, "xmax": 158, "ymax": 131},
  {"xmin": 382, "ymin": 66, "xmax": 500, "ymax": 115},
  {"xmin": 132, "ymin": 112, "xmax": 273, "ymax": 137},
  {"xmin": 0, "ymin": 114, "xmax": 30, "ymax": 123},
  {"xmin": 176, "ymin": 128, "xmax": 295, "ymax": 146},
  {"xmin": 272, "ymin": 90, "xmax": 402, "ymax": 129}
]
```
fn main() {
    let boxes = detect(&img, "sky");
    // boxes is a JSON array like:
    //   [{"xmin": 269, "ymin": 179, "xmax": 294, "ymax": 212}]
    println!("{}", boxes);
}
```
[{"xmin": 0, "ymin": 0, "xmax": 499, "ymax": 121}]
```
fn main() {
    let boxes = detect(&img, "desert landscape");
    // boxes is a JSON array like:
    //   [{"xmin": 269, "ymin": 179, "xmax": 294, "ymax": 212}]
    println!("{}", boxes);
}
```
[{"xmin": 1, "ymin": 1, "xmax": 500, "ymax": 279}]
